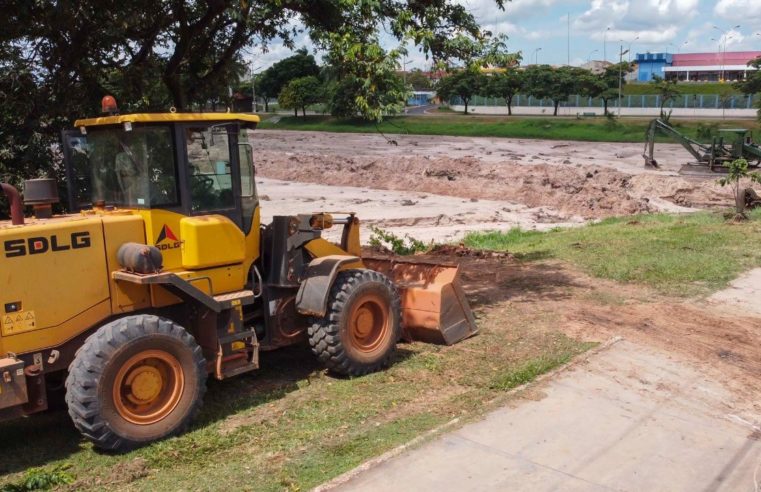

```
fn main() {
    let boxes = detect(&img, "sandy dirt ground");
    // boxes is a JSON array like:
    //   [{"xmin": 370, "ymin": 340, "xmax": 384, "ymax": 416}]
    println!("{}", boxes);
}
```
[
  {"xmin": 252, "ymin": 130, "xmax": 729, "ymax": 227},
  {"xmin": 258, "ymin": 177, "xmax": 585, "ymax": 243},
  {"xmin": 253, "ymin": 131, "xmax": 759, "ymax": 397}
]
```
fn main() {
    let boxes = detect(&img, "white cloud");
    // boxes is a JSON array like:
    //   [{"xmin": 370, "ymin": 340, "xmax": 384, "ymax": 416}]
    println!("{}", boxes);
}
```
[
  {"xmin": 680, "ymin": 21, "xmax": 761, "ymax": 53},
  {"xmin": 572, "ymin": 0, "xmax": 700, "ymax": 45},
  {"xmin": 457, "ymin": 0, "xmax": 559, "ymax": 19},
  {"xmin": 715, "ymin": 0, "xmax": 761, "ymax": 22}
]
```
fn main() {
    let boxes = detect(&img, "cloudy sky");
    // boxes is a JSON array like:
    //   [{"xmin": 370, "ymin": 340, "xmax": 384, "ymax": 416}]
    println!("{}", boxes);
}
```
[{"xmin": 248, "ymin": 0, "xmax": 761, "ymax": 71}]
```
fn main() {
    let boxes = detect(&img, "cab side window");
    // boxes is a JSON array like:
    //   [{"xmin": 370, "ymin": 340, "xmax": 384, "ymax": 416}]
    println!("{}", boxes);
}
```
[
  {"xmin": 238, "ymin": 138, "xmax": 257, "ymax": 233},
  {"xmin": 186, "ymin": 126, "xmax": 235, "ymax": 212}
]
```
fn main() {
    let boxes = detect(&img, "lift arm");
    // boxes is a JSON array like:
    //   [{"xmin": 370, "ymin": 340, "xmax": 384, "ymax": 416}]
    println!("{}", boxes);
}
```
[{"xmin": 643, "ymin": 119, "xmax": 710, "ymax": 168}]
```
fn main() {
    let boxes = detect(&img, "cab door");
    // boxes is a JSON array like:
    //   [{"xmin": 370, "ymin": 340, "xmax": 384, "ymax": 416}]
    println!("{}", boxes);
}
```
[
  {"xmin": 182, "ymin": 123, "xmax": 243, "ymax": 226},
  {"xmin": 179, "ymin": 123, "xmax": 247, "ymax": 270}
]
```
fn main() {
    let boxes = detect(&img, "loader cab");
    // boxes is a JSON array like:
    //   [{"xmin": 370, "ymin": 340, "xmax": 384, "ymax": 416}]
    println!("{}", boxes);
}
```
[{"xmin": 61, "ymin": 111, "xmax": 261, "ymax": 273}]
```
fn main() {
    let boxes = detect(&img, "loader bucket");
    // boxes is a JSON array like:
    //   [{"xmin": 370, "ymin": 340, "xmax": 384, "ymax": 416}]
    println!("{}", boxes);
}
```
[{"xmin": 362, "ymin": 257, "xmax": 478, "ymax": 345}]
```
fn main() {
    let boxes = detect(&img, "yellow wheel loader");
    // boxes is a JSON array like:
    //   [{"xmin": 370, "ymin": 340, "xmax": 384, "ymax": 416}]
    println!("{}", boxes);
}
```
[{"xmin": 0, "ymin": 99, "xmax": 477, "ymax": 450}]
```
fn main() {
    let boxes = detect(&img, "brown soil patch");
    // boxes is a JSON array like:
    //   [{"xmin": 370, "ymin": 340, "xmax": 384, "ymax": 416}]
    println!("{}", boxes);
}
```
[
  {"xmin": 424, "ymin": 252, "xmax": 761, "ymax": 413},
  {"xmin": 254, "ymin": 151, "xmax": 728, "ymax": 220}
]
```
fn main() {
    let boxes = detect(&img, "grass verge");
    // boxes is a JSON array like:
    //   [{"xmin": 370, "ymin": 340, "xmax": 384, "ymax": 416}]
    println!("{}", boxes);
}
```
[
  {"xmin": 465, "ymin": 210, "xmax": 761, "ymax": 297},
  {"xmin": 0, "ymin": 312, "xmax": 593, "ymax": 491},
  {"xmin": 258, "ymin": 115, "xmax": 757, "ymax": 143}
]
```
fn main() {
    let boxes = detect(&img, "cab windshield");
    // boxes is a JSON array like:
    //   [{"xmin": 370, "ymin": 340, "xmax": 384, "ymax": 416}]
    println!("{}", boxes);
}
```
[{"xmin": 67, "ymin": 125, "xmax": 178, "ymax": 208}]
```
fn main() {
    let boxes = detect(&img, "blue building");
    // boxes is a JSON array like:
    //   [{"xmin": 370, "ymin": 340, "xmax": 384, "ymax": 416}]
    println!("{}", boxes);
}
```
[
  {"xmin": 635, "ymin": 53, "xmax": 673, "ymax": 82},
  {"xmin": 407, "ymin": 91, "xmax": 435, "ymax": 106}
]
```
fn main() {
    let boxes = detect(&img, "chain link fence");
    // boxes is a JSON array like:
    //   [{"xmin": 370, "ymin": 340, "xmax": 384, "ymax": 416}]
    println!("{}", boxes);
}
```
[{"xmin": 452, "ymin": 93, "xmax": 758, "ymax": 110}]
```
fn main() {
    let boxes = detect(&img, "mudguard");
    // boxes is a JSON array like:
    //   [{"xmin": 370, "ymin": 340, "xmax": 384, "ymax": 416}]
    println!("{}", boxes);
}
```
[{"xmin": 295, "ymin": 255, "xmax": 360, "ymax": 317}]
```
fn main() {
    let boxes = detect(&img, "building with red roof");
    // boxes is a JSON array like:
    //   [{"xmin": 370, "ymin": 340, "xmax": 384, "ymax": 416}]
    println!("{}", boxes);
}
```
[{"xmin": 636, "ymin": 51, "xmax": 760, "ymax": 83}]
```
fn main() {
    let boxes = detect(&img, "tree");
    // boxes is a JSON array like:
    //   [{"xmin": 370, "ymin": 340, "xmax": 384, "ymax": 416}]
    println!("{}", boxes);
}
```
[
  {"xmin": 321, "ymin": 37, "xmax": 411, "ymax": 121},
  {"xmin": 486, "ymin": 69, "xmax": 523, "ymax": 115},
  {"xmin": 650, "ymin": 76, "xmax": 679, "ymax": 120},
  {"xmin": 257, "ymin": 49, "xmax": 320, "ymax": 112},
  {"xmin": 523, "ymin": 65, "xmax": 584, "ymax": 116},
  {"xmin": 436, "ymin": 69, "xmax": 487, "ymax": 114},
  {"xmin": 405, "ymin": 69, "xmax": 433, "ymax": 91},
  {"xmin": 734, "ymin": 56, "xmax": 761, "ymax": 121},
  {"xmin": 718, "ymin": 158, "xmax": 761, "ymax": 218},
  {"xmin": 1, "ymin": 0, "xmax": 510, "ymax": 206},
  {"xmin": 579, "ymin": 62, "xmax": 634, "ymax": 116},
  {"xmin": 278, "ymin": 76, "xmax": 323, "ymax": 117}
]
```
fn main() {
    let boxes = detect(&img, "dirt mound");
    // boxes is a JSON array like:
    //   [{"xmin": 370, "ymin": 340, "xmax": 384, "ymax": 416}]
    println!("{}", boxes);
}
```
[
  {"xmin": 256, "ymin": 152, "xmax": 659, "ymax": 219},
  {"xmin": 253, "ymin": 130, "xmax": 735, "ymax": 219}
]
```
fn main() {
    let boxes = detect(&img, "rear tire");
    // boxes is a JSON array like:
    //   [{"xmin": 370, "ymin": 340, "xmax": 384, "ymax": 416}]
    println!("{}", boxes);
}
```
[
  {"xmin": 308, "ymin": 270, "xmax": 401, "ymax": 376},
  {"xmin": 65, "ymin": 315, "xmax": 206, "ymax": 451}
]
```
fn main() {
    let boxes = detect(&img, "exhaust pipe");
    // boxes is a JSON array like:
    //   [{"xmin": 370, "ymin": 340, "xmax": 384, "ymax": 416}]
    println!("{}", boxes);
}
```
[{"xmin": 1, "ymin": 183, "xmax": 24, "ymax": 225}]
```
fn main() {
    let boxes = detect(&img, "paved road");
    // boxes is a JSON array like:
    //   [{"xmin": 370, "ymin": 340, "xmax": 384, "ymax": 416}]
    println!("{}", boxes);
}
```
[
  {"xmin": 404, "ymin": 104, "xmax": 437, "ymax": 115},
  {"xmin": 331, "ymin": 340, "xmax": 761, "ymax": 492}
]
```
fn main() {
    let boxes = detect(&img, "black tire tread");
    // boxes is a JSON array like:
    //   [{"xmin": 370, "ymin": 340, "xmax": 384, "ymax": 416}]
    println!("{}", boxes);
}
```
[
  {"xmin": 65, "ymin": 315, "xmax": 206, "ymax": 451},
  {"xmin": 308, "ymin": 269, "xmax": 401, "ymax": 377}
]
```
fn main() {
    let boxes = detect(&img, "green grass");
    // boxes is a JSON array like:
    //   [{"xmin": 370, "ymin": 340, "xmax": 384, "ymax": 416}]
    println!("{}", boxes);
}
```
[
  {"xmin": 0, "ymin": 319, "xmax": 592, "ymax": 490},
  {"xmin": 259, "ymin": 115, "xmax": 758, "ymax": 143},
  {"xmin": 489, "ymin": 350, "xmax": 584, "ymax": 391},
  {"xmin": 623, "ymin": 82, "xmax": 744, "ymax": 96},
  {"xmin": 465, "ymin": 210, "xmax": 761, "ymax": 296}
]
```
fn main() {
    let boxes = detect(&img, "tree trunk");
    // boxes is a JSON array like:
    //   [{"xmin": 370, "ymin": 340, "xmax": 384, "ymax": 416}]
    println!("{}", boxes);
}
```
[
  {"xmin": 603, "ymin": 99, "xmax": 609, "ymax": 115},
  {"xmin": 164, "ymin": 74, "xmax": 187, "ymax": 110},
  {"xmin": 464, "ymin": 99, "xmax": 469, "ymax": 114},
  {"xmin": 294, "ymin": 108, "xmax": 298, "ymax": 117},
  {"xmin": 506, "ymin": 96, "xmax": 512, "ymax": 116},
  {"xmin": 264, "ymin": 99, "xmax": 269, "ymax": 112},
  {"xmin": 302, "ymin": 106, "xmax": 306, "ymax": 117},
  {"xmin": 553, "ymin": 101, "xmax": 559, "ymax": 116}
]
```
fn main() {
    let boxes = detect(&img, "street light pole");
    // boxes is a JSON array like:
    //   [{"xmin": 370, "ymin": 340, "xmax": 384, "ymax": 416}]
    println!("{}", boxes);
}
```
[
  {"xmin": 587, "ymin": 49, "xmax": 599, "ymax": 64},
  {"xmin": 627, "ymin": 35, "xmax": 639, "ymax": 63},
  {"xmin": 603, "ymin": 27, "xmax": 611, "ymax": 62},
  {"xmin": 713, "ymin": 24, "xmax": 740, "ymax": 82},
  {"xmin": 533, "ymin": 47, "xmax": 542, "ymax": 65},
  {"xmin": 618, "ymin": 44, "xmax": 629, "ymax": 117}
]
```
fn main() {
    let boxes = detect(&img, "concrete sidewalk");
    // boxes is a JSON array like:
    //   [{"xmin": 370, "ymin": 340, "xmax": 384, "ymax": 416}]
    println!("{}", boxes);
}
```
[{"xmin": 328, "ymin": 340, "xmax": 761, "ymax": 492}]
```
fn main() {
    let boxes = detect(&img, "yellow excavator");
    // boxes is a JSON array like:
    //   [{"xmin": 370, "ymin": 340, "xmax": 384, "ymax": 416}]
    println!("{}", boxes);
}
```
[{"xmin": 0, "ymin": 97, "xmax": 476, "ymax": 450}]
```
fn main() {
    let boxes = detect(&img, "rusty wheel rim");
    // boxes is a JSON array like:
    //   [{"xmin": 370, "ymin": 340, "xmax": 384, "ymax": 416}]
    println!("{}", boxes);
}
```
[
  {"xmin": 347, "ymin": 293, "xmax": 390, "ymax": 354},
  {"xmin": 113, "ymin": 349, "xmax": 184, "ymax": 425}
]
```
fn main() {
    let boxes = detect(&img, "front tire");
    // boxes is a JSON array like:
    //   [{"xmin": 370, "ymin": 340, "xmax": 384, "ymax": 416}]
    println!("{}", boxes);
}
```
[
  {"xmin": 65, "ymin": 315, "xmax": 207, "ymax": 450},
  {"xmin": 309, "ymin": 270, "xmax": 401, "ymax": 376}
]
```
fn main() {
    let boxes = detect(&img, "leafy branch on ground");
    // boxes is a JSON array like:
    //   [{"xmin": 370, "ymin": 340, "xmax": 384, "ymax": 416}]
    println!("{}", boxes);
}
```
[
  {"xmin": 718, "ymin": 158, "xmax": 761, "ymax": 219},
  {"xmin": 368, "ymin": 226, "xmax": 429, "ymax": 255},
  {"xmin": 1, "ymin": 465, "xmax": 73, "ymax": 492}
]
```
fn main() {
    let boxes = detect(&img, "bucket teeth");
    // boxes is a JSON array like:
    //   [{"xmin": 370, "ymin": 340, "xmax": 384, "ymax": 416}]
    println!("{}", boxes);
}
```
[{"xmin": 363, "ymin": 257, "xmax": 478, "ymax": 345}]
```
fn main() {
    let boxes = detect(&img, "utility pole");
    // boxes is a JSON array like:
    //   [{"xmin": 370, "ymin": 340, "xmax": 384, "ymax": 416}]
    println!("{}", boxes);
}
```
[{"xmin": 250, "ymin": 63, "xmax": 263, "ymax": 113}]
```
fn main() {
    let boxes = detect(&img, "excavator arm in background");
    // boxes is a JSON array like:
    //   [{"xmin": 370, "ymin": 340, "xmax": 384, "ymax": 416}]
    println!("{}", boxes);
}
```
[
  {"xmin": 642, "ymin": 118, "xmax": 711, "ymax": 169},
  {"xmin": 643, "ymin": 118, "xmax": 761, "ymax": 175}
]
